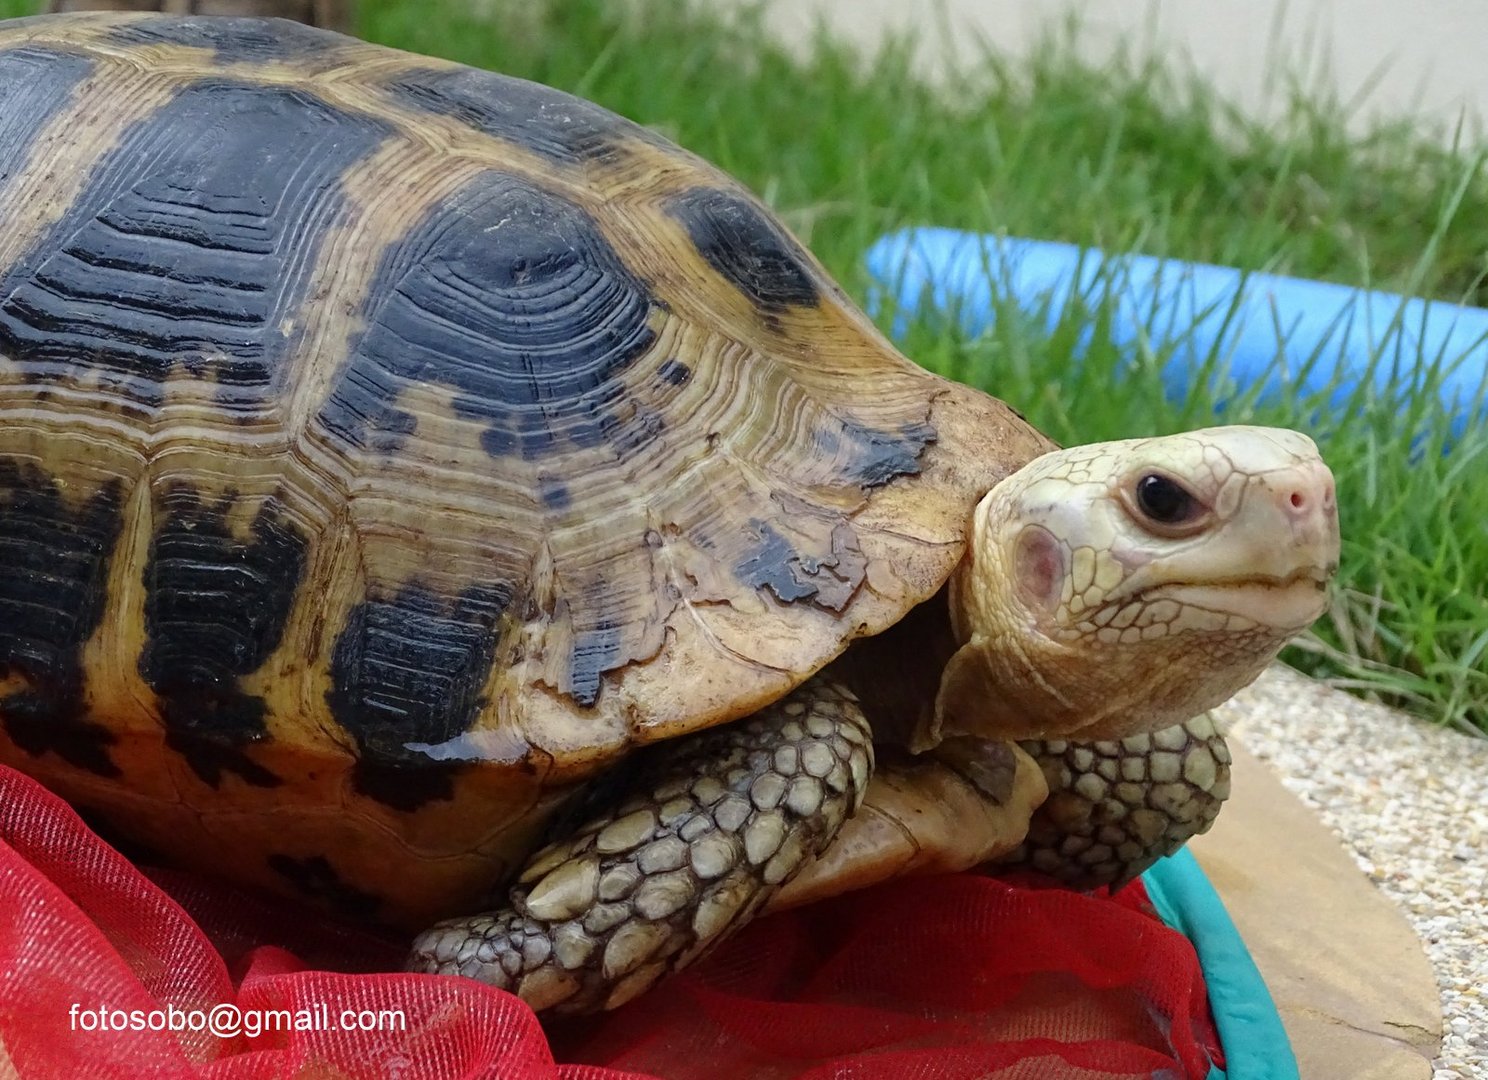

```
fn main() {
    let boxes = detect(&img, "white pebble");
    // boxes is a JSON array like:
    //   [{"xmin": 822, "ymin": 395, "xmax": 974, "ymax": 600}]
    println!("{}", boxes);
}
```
[{"xmin": 1217, "ymin": 667, "xmax": 1488, "ymax": 1080}]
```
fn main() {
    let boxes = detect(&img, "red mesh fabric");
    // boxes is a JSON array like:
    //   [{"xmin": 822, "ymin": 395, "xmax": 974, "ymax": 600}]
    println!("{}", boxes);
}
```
[{"xmin": 0, "ymin": 764, "xmax": 1222, "ymax": 1079}]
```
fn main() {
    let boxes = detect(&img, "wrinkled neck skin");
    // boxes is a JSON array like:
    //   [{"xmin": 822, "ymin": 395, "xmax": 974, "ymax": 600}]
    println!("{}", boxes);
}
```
[{"xmin": 931, "ymin": 427, "xmax": 1339, "ymax": 746}]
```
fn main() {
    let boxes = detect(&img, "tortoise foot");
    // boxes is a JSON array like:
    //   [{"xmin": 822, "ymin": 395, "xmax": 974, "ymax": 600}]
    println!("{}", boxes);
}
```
[
  {"xmin": 406, "ymin": 679, "xmax": 873, "ymax": 1014},
  {"xmin": 1006, "ymin": 712, "xmax": 1233, "ymax": 889}
]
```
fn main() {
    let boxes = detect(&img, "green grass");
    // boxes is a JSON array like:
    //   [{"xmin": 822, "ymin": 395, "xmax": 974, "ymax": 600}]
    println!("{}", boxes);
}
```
[{"xmin": 7, "ymin": 0, "xmax": 1488, "ymax": 734}]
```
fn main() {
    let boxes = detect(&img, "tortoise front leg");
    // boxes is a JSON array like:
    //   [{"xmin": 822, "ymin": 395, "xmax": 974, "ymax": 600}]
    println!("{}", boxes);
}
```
[
  {"xmin": 406, "ymin": 679, "xmax": 873, "ymax": 1015},
  {"xmin": 1004, "ymin": 713, "xmax": 1232, "ymax": 888},
  {"xmin": 763, "ymin": 735, "xmax": 1048, "ymax": 913}
]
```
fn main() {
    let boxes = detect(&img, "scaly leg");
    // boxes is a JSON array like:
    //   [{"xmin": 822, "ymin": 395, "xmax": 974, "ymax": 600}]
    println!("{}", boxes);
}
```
[
  {"xmin": 1004, "ymin": 713, "xmax": 1232, "ymax": 888},
  {"xmin": 764, "ymin": 734, "xmax": 1049, "ymax": 912},
  {"xmin": 406, "ymin": 679, "xmax": 872, "ymax": 1014}
]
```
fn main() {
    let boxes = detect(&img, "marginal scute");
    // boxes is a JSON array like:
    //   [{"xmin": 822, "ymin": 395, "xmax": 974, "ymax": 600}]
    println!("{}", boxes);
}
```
[
  {"xmin": 140, "ymin": 486, "xmax": 306, "ymax": 789},
  {"xmin": 329, "ymin": 582, "xmax": 513, "ymax": 809},
  {"xmin": 266, "ymin": 853, "xmax": 381, "ymax": 919},
  {"xmin": 0, "ymin": 461, "xmax": 124, "ymax": 778}
]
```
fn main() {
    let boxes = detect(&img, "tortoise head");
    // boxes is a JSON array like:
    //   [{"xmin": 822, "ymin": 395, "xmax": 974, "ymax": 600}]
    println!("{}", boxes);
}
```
[{"xmin": 938, "ymin": 426, "xmax": 1339, "ymax": 743}]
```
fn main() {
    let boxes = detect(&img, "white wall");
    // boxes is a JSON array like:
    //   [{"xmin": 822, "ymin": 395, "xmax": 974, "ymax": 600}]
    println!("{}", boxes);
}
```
[{"xmin": 730, "ymin": 0, "xmax": 1488, "ymax": 143}]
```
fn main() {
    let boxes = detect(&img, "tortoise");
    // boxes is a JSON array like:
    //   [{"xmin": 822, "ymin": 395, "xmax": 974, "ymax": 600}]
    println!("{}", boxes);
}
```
[
  {"xmin": 0, "ymin": 12, "xmax": 1339, "ymax": 1016},
  {"xmin": 45, "ymin": 0, "xmax": 352, "ymax": 32}
]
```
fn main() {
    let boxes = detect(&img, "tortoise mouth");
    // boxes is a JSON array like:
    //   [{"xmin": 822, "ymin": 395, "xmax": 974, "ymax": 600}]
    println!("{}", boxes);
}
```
[{"xmin": 1136, "ymin": 567, "xmax": 1333, "ymax": 633}]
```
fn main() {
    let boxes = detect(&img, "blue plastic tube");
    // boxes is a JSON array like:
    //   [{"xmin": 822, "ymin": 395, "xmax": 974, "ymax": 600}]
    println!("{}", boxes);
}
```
[{"xmin": 866, "ymin": 227, "xmax": 1488, "ymax": 433}]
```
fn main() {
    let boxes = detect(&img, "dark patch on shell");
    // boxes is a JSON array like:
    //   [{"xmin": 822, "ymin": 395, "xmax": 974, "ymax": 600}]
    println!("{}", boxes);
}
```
[
  {"xmin": 736, "ymin": 522, "xmax": 813, "ymax": 603},
  {"xmin": 606, "ymin": 403, "xmax": 665, "ymax": 457},
  {"xmin": 0, "ymin": 47, "xmax": 95, "ymax": 175},
  {"xmin": 350, "ymin": 759, "xmax": 465, "ymax": 815},
  {"xmin": 104, "ymin": 14, "xmax": 342, "ymax": 61},
  {"xmin": 267, "ymin": 853, "xmax": 380, "ymax": 919},
  {"xmin": 0, "ymin": 461, "xmax": 124, "ymax": 778},
  {"xmin": 657, "ymin": 358, "xmax": 692, "ymax": 386},
  {"xmin": 0, "ymin": 79, "xmax": 389, "ymax": 412},
  {"xmin": 665, "ymin": 187, "xmax": 821, "ymax": 313},
  {"xmin": 138, "ymin": 487, "xmax": 307, "ymax": 789},
  {"xmin": 382, "ymin": 65, "xmax": 658, "ymax": 165},
  {"xmin": 734, "ymin": 519, "xmax": 866, "ymax": 612},
  {"xmin": 317, "ymin": 170, "xmax": 662, "ymax": 462},
  {"xmin": 840, "ymin": 419, "xmax": 937, "ymax": 489},
  {"xmin": 166, "ymin": 734, "xmax": 281, "ymax": 790},
  {"xmin": 328, "ymin": 582, "xmax": 512, "ymax": 811},
  {"xmin": 568, "ymin": 618, "xmax": 621, "ymax": 709}
]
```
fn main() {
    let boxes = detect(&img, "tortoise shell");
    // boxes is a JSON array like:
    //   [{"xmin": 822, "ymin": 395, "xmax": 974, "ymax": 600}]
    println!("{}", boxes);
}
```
[
  {"xmin": 45, "ymin": 0, "xmax": 353, "ymax": 33},
  {"xmin": 0, "ymin": 12, "xmax": 1050, "ymax": 925}
]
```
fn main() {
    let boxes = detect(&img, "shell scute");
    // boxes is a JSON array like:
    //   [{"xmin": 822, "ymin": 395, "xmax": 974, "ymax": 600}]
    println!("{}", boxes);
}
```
[
  {"xmin": 665, "ymin": 187, "xmax": 821, "ymax": 314},
  {"xmin": 328, "ymin": 581, "xmax": 514, "ymax": 810},
  {"xmin": 382, "ymin": 64, "xmax": 661, "ymax": 165},
  {"xmin": 140, "ymin": 485, "xmax": 306, "ymax": 789},
  {"xmin": 0, "ymin": 46, "xmax": 94, "ymax": 168},
  {"xmin": 0, "ymin": 78, "xmax": 390, "ymax": 413},
  {"xmin": 103, "ymin": 13, "xmax": 343, "ymax": 62},
  {"xmin": 0, "ymin": 460, "xmax": 124, "ymax": 779},
  {"xmin": 316, "ymin": 170, "xmax": 662, "ymax": 462}
]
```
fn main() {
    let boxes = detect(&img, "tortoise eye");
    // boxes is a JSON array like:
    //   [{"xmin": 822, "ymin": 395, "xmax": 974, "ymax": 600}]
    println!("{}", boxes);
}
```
[{"xmin": 1135, "ymin": 473, "xmax": 1200, "ymax": 525}]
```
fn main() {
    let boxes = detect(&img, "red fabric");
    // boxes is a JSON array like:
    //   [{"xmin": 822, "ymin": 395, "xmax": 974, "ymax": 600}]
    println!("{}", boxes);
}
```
[{"xmin": 0, "ymin": 764, "xmax": 1222, "ymax": 1078}]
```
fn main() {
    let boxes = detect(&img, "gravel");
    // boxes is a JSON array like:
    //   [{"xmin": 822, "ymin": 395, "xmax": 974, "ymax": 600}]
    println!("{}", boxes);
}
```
[{"xmin": 1215, "ymin": 665, "xmax": 1487, "ymax": 1080}]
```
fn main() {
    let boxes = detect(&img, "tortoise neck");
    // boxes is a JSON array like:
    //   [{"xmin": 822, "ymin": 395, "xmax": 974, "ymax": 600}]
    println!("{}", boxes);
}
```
[{"xmin": 821, "ymin": 583, "xmax": 961, "ymax": 751}]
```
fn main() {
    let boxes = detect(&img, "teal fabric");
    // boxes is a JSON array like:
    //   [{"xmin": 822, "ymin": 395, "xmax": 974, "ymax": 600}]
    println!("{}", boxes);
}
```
[{"xmin": 1143, "ymin": 849, "xmax": 1299, "ymax": 1080}]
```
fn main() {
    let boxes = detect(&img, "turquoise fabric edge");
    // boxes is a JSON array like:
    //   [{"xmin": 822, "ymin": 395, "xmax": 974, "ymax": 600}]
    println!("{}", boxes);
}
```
[{"xmin": 1142, "ymin": 848, "xmax": 1299, "ymax": 1080}]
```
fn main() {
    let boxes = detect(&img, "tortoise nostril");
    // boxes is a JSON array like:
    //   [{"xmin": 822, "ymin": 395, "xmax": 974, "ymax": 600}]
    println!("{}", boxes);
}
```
[{"xmin": 1280, "ymin": 468, "xmax": 1337, "ymax": 518}]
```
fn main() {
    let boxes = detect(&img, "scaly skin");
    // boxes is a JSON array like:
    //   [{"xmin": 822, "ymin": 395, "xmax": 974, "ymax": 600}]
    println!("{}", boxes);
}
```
[
  {"xmin": 1009, "ymin": 712, "xmax": 1233, "ymax": 887},
  {"xmin": 408, "ymin": 681, "xmax": 872, "ymax": 1014},
  {"xmin": 408, "ymin": 426, "xmax": 1339, "ymax": 1012},
  {"xmin": 937, "ymin": 425, "xmax": 1338, "ymax": 747}
]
